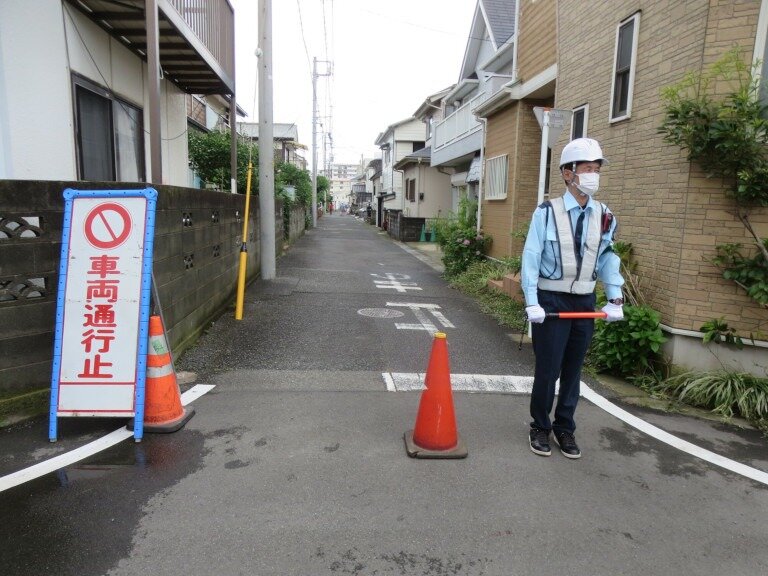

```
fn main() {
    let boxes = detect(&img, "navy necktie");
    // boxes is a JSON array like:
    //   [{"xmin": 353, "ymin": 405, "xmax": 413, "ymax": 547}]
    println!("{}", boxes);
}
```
[{"xmin": 574, "ymin": 210, "xmax": 585, "ymax": 264}]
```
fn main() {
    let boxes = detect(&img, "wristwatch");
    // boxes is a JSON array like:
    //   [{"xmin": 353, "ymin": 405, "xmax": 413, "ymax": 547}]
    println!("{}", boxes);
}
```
[{"xmin": 608, "ymin": 298, "xmax": 624, "ymax": 305}]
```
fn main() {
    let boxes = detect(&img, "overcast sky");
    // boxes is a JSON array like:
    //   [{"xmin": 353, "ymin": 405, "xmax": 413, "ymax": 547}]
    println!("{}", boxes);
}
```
[{"xmin": 230, "ymin": 0, "xmax": 478, "ymax": 167}]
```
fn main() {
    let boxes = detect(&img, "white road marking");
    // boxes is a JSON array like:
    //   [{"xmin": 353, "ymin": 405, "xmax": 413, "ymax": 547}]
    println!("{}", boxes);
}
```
[
  {"xmin": 385, "ymin": 373, "xmax": 534, "ymax": 393},
  {"xmin": 384, "ymin": 372, "xmax": 768, "ymax": 486},
  {"xmin": 0, "ymin": 384, "xmax": 216, "ymax": 493},
  {"xmin": 580, "ymin": 384, "xmax": 768, "ymax": 486},
  {"xmin": 375, "ymin": 281, "xmax": 422, "ymax": 292},
  {"xmin": 372, "ymin": 273, "xmax": 422, "ymax": 292},
  {"xmin": 387, "ymin": 302, "xmax": 455, "ymax": 332}
]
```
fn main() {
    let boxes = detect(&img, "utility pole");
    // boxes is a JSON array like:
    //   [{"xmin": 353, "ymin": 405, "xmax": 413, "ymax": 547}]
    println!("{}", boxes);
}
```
[
  {"xmin": 258, "ymin": 0, "xmax": 275, "ymax": 279},
  {"xmin": 312, "ymin": 57, "xmax": 318, "ymax": 227},
  {"xmin": 311, "ymin": 58, "xmax": 332, "ymax": 226}
]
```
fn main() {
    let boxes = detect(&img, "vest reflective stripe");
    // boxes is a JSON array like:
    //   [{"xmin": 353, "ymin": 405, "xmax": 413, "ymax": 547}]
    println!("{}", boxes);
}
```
[{"xmin": 537, "ymin": 195, "xmax": 603, "ymax": 295}]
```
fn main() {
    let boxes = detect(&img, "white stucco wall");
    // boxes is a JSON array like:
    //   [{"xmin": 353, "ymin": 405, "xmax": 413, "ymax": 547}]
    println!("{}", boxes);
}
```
[
  {"xmin": 0, "ymin": 0, "xmax": 190, "ymax": 184},
  {"xmin": 0, "ymin": 0, "xmax": 75, "ymax": 179}
]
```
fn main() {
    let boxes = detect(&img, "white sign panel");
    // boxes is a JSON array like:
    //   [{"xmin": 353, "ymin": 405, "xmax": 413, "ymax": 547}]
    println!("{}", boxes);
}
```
[
  {"xmin": 57, "ymin": 197, "xmax": 148, "ymax": 415},
  {"xmin": 533, "ymin": 107, "xmax": 573, "ymax": 148}
]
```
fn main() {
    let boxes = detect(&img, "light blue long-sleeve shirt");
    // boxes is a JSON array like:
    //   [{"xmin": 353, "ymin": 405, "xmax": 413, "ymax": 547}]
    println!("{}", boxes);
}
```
[{"xmin": 521, "ymin": 191, "xmax": 624, "ymax": 306}]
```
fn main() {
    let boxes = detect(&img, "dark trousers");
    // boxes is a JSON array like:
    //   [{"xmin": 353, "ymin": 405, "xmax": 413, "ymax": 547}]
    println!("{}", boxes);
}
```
[{"xmin": 530, "ymin": 290, "xmax": 596, "ymax": 434}]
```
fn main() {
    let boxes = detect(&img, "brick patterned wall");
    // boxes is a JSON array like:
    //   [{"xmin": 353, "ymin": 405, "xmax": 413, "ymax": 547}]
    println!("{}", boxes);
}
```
[
  {"xmin": 517, "ymin": 0, "xmax": 557, "ymax": 81},
  {"xmin": 554, "ymin": 0, "xmax": 765, "ymax": 334},
  {"xmin": 483, "ymin": 105, "xmax": 518, "ymax": 258}
]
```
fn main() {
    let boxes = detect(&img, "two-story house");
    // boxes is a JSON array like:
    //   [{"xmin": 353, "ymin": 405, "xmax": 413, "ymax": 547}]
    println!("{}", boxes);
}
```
[
  {"xmin": 373, "ymin": 117, "xmax": 425, "ymax": 225},
  {"xmin": 0, "ymin": 0, "xmax": 236, "ymax": 186},
  {"xmin": 237, "ymin": 123, "xmax": 308, "ymax": 171},
  {"xmin": 430, "ymin": 0, "xmax": 517, "ymax": 211},
  {"xmin": 473, "ymin": 0, "xmax": 557, "ymax": 258}
]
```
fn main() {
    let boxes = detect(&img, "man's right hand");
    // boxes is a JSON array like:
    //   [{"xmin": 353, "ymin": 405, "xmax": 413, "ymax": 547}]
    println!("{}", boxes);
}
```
[{"xmin": 526, "ymin": 305, "xmax": 546, "ymax": 324}]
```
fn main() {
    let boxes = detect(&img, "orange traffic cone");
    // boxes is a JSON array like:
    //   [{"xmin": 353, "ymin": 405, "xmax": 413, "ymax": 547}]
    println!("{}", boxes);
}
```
[
  {"xmin": 404, "ymin": 332, "xmax": 467, "ymax": 459},
  {"xmin": 129, "ymin": 316, "xmax": 194, "ymax": 433}
]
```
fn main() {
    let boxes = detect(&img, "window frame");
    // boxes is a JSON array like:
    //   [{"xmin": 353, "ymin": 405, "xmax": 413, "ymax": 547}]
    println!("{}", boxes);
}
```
[
  {"xmin": 484, "ymin": 154, "xmax": 509, "ymax": 201},
  {"xmin": 609, "ymin": 12, "xmax": 641, "ymax": 123},
  {"xmin": 753, "ymin": 0, "xmax": 768, "ymax": 105},
  {"xmin": 571, "ymin": 104, "xmax": 589, "ymax": 140},
  {"xmin": 71, "ymin": 74, "xmax": 146, "ymax": 182}
]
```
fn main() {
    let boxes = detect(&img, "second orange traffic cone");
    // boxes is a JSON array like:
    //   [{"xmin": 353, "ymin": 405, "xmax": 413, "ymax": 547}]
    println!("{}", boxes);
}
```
[
  {"xmin": 404, "ymin": 332, "xmax": 467, "ymax": 459},
  {"xmin": 129, "ymin": 315, "xmax": 194, "ymax": 433}
]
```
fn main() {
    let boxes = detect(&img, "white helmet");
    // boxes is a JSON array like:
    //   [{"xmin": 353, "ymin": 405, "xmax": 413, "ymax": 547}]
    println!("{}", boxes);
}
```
[{"xmin": 559, "ymin": 137, "xmax": 608, "ymax": 168}]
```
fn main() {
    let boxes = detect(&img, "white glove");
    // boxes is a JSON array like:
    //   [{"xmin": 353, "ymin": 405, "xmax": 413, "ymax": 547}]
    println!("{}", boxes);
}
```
[
  {"xmin": 601, "ymin": 302, "xmax": 624, "ymax": 322},
  {"xmin": 526, "ymin": 305, "xmax": 546, "ymax": 324}
]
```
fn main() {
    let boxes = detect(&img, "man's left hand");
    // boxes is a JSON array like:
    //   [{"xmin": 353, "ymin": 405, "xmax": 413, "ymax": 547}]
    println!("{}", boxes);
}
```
[{"xmin": 601, "ymin": 302, "xmax": 624, "ymax": 322}]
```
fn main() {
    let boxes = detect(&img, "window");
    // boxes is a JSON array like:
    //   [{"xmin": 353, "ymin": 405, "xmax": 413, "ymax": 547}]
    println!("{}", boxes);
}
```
[
  {"xmin": 571, "ymin": 104, "xmax": 589, "ymax": 139},
  {"xmin": 412, "ymin": 141, "xmax": 425, "ymax": 152},
  {"xmin": 405, "ymin": 178, "xmax": 416, "ymax": 202},
  {"xmin": 484, "ymin": 155, "xmax": 509, "ymax": 200},
  {"xmin": 73, "ymin": 76, "xmax": 145, "ymax": 181},
  {"xmin": 610, "ymin": 12, "xmax": 640, "ymax": 121}
]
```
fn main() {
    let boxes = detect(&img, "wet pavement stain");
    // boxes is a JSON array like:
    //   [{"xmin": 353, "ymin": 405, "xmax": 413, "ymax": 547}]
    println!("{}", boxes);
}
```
[
  {"xmin": 322, "ymin": 548, "xmax": 491, "ymax": 575},
  {"xmin": 600, "ymin": 427, "xmax": 707, "ymax": 478},
  {"xmin": 224, "ymin": 459, "xmax": 251, "ymax": 469},
  {"xmin": 324, "ymin": 442, "xmax": 341, "ymax": 453},
  {"xmin": 0, "ymin": 431, "xmax": 206, "ymax": 576}
]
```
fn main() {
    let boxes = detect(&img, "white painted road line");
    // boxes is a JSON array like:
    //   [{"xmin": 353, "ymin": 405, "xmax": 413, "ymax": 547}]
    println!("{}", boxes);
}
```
[
  {"xmin": 385, "ymin": 372, "xmax": 534, "ymax": 393},
  {"xmin": 384, "ymin": 372, "xmax": 768, "ymax": 487},
  {"xmin": 0, "ymin": 384, "xmax": 216, "ymax": 493},
  {"xmin": 580, "ymin": 384, "xmax": 768, "ymax": 487}
]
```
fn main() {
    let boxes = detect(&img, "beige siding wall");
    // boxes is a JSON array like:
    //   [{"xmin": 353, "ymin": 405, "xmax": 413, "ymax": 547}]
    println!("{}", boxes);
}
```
[
  {"xmin": 517, "ymin": 0, "xmax": 557, "ymax": 81},
  {"xmin": 554, "ymin": 0, "xmax": 764, "ymax": 336}
]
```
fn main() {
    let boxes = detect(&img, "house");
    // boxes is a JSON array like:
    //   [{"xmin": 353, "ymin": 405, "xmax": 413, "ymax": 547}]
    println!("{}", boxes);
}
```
[
  {"xmin": 392, "ymin": 146, "xmax": 452, "ymax": 220},
  {"xmin": 364, "ymin": 159, "xmax": 382, "ymax": 205},
  {"xmin": 0, "ymin": 0, "xmax": 237, "ymax": 186},
  {"xmin": 473, "ymin": 0, "xmax": 768, "ymax": 372},
  {"xmin": 430, "ymin": 0, "xmax": 517, "ymax": 211},
  {"xmin": 373, "ymin": 117, "xmax": 425, "ymax": 225},
  {"xmin": 472, "ymin": 0, "xmax": 557, "ymax": 258},
  {"xmin": 237, "ymin": 122, "xmax": 308, "ymax": 170}
]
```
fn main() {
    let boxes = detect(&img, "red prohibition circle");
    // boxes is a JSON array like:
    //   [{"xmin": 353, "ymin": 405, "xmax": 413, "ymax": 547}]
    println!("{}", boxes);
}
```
[{"xmin": 83, "ymin": 202, "xmax": 133, "ymax": 249}]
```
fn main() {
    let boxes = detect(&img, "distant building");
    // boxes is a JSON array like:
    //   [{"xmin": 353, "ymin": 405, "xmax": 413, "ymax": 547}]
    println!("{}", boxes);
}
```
[{"xmin": 237, "ymin": 122, "xmax": 307, "ymax": 170}]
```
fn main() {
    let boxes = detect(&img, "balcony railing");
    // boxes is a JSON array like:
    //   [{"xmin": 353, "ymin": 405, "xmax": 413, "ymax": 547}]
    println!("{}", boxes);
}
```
[
  {"xmin": 433, "ymin": 92, "xmax": 489, "ymax": 151},
  {"xmin": 163, "ymin": 0, "xmax": 234, "ymax": 81}
]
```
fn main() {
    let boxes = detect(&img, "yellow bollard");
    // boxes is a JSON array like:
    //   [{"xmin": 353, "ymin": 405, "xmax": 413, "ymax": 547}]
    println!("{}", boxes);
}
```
[{"xmin": 235, "ymin": 161, "xmax": 253, "ymax": 320}]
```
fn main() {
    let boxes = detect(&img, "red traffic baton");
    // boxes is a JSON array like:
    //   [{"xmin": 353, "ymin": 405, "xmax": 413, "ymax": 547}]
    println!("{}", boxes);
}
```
[{"xmin": 545, "ymin": 311, "xmax": 607, "ymax": 319}]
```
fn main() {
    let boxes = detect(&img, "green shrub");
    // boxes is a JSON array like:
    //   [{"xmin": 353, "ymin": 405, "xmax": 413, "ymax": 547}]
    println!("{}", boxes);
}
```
[
  {"xmin": 448, "ymin": 261, "xmax": 525, "ymax": 331},
  {"xmin": 440, "ymin": 226, "xmax": 492, "ymax": 278},
  {"xmin": 588, "ymin": 304, "xmax": 667, "ymax": 378},
  {"xmin": 652, "ymin": 370, "xmax": 768, "ymax": 425}
]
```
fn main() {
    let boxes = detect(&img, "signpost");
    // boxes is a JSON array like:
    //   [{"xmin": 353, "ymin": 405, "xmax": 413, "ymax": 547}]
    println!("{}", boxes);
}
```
[
  {"xmin": 49, "ymin": 188, "xmax": 157, "ymax": 442},
  {"xmin": 533, "ymin": 107, "xmax": 573, "ymax": 205}
]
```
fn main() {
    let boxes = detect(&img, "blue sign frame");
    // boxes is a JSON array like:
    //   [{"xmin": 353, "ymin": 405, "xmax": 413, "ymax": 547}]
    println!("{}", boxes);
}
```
[{"xmin": 49, "ymin": 188, "xmax": 157, "ymax": 442}]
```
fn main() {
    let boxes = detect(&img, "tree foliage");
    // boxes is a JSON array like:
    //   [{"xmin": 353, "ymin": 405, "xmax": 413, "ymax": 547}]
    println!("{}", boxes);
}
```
[
  {"xmin": 659, "ymin": 48, "xmax": 768, "ymax": 310},
  {"xmin": 188, "ymin": 129, "xmax": 259, "ymax": 194}
]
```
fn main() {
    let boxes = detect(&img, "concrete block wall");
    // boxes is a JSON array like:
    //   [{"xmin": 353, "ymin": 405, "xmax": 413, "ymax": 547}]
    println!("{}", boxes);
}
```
[{"xmin": 0, "ymin": 180, "xmax": 303, "ymax": 398}]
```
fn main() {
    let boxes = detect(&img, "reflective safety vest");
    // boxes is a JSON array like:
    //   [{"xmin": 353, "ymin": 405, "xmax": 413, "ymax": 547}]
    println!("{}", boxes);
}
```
[{"xmin": 537, "ymin": 195, "xmax": 604, "ymax": 295}]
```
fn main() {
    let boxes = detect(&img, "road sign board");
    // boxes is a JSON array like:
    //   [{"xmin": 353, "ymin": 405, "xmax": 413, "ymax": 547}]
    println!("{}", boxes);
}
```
[
  {"xmin": 49, "ymin": 188, "xmax": 157, "ymax": 442},
  {"xmin": 533, "ymin": 107, "xmax": 573, "ymax": 148}
]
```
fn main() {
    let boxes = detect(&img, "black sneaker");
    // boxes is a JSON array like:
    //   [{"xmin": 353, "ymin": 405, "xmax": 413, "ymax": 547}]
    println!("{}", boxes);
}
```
[
  {"xmin": 529, "ymin": 427, "xmax": 551, "ymax": 456},
  {"xmin": 554, "ymin": 431, "xmax": 582, "ymax": 459}
]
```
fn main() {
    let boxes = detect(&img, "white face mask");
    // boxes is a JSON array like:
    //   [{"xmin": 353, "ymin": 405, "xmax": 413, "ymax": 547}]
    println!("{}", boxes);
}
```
[{"xmin": 575, "ymin": 172, "xmax": 600, "ymax": 196}]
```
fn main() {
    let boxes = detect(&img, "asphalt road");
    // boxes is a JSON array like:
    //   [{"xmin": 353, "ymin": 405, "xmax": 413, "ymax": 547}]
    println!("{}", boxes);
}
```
[{"xmin": 1, "ymin": 213, "xmax": 767, "ymax": 576}]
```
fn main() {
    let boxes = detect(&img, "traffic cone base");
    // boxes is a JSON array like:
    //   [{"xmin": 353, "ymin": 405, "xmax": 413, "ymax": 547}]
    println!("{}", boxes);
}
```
[
  {"xmin": 404, "ymin": 429, "xmax": 467, "ymax": 459},
  {"xmin": 128, "ymin": 406, "xmax": 195, "ymax": 433}
]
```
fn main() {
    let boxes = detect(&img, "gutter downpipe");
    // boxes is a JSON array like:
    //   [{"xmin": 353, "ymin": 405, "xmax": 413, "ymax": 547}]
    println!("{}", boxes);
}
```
[{"xmin": 476, "ymin": 117, "xmax": 487, "ymax": 237}]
